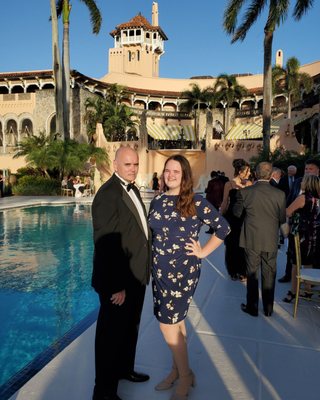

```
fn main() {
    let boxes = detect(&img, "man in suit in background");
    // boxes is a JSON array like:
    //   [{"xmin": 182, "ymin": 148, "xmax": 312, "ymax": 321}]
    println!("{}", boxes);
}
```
[
  {"xmin": 270, "ymin": 167, "xmax": 282, "ymax": 188},
  {"xmin": 91, "ymin": 146, "xmax": 151, "ymax": 400},
  {"xmin": 286, "ymin": 159, "xmax": 320, "ymax": 206},
  {"xmin": 278, "ymin": 159, "xmax": 320, "ymax": 283},
  {"xmin": 278, "ymin": 165, "xmax": 297, "ymax": 198},
  {"xmin": 233, "ymin": 162, "xmax": 286, "ymax": 317}
]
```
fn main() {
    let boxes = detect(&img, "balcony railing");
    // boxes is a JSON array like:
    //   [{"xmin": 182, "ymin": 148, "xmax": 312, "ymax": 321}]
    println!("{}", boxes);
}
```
[
  {"xmin": 132, "ymin": 109, "xmax": 193, "ymax": 119},
  {"xmin": 235, "ymin": 105, "xmax": 288, "ymax": 118}
]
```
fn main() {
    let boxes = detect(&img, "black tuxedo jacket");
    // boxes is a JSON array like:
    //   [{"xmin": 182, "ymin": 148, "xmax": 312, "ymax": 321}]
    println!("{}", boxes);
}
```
[
  {"xmin": 91, "ymin": 174, "xmax": 151, "ymax": 295},
  {"xmin": 233, "ymin": 181, "xmax": 286, "ymax": 253}
]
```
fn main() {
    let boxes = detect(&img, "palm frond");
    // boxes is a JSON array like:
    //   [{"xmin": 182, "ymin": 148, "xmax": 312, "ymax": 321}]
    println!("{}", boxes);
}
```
[
  {"xmin": 80, "ymin": 0, "xmax": 102, "ymax": 34},
  {"xmin": 293, "ymin": 0, "xmax": 314, "ymax": 19},
  {"xmin": 223, "ymin": 0, "xmax": 246, "ymax": 34}
]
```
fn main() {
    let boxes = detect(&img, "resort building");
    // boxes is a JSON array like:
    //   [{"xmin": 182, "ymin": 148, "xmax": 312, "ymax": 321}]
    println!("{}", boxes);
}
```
[{"xmin": 0, "ymin": 2, "xmax": 319, "ymax": 187}]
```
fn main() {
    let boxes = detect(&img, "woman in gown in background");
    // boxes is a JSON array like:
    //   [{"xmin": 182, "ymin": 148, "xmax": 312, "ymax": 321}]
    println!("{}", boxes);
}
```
[
  {"xmin": 283, "ymin": 175, "xmax": 320, "ymax": 303},
  {"xmin": 148, "ymin": 155, "xmax": 230, "ymax": 400},
  {"xmin": 220, "ymin": 159, "xmax": 252, "ymax": 281}
]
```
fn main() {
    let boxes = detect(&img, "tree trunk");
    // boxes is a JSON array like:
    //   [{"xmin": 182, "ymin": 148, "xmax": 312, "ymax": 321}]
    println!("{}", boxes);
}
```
[
  {"xmin": 262, "ymin": 29, "xmax": 273, "ymax": 159},
  {"xmin": 62, "ymin": 1, "xmax": 71, "ymax": 140},
  {"xmin": 50, "ymin": 0, "xmax": 64, "ymax": 137},
  {"xmin": 287, "ymin": 92, "xmax": 292, "ymax": 120},
  {"xmin": 225, "ymin": 106, "xmax": 229, "ymax": 138},
  {"xmin": 196, "ymin": 100, "xmax": 200, "ymax": 148}
]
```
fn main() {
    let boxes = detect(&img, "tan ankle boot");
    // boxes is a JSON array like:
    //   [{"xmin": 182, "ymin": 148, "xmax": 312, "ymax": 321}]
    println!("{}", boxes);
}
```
[
  {"xmin": 155, "ymin": 367, "xmax": 179, "ymax": 391},
  {"xmin": 170, "ymin": 370, "xmax": 196, "ymax": 400}
]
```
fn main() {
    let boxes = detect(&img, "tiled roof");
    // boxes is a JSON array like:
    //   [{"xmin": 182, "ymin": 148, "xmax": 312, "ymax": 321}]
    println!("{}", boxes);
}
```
[
  {"xmin": 110, "ymin": 13, "xmax": 168, "ymax": 40},
  {"xmin": 117, "ymin": 14, "xmax": 154, "ymax": 30}
]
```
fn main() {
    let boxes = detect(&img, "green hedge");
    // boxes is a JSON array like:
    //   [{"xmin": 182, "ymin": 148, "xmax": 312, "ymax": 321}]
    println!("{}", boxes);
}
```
[{"xmin": 12, "ymin": 176, "xmax": 60, "ymax": 196}]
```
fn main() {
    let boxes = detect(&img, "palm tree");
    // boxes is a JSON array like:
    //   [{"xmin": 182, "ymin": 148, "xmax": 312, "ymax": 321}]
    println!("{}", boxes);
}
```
[
  {"xmin": 223, "ymin": 0, "xmax": 314, "ymax": 158},
  {"xmin": 103, "ymin": 103, "xmax": 137, "ymax": 142},
  {"xmin": 212, "ymin": 74, "xmax": 248, "ymax": 137},
  {"xmin": 272, "ymin": 56, "xmax": 313, "ymax": 119},
  {"xmin": 84, "ymin": 96, "xmax": 111, "ymax": 142},
  {"xmin": 14, "ymin": 132, "xmax": 107, "ymax": 179},
  {"xmin": 181, "ymin": 83, "xmax": 211, "ymax": 147},
  {"xmin": 84, "ymin": 96, "xmax": 137, "ymax": 142},
  {"xmin": 105, "ymin": 83, "xmax": 126, "ymax": 106},
  {"xmin": 56, "ymin": 0, "xmax": 102, "ymax": 140},
  {"xmin": 50, "ymin": 0, "xmax": 64, "ymax": 137},
  {"xmin": 13, "ymin": 132, "xmax": 54, "ymax": 177}
]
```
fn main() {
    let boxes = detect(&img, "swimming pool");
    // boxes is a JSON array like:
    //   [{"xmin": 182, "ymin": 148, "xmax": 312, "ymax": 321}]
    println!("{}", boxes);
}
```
[{"xmin": 0, "ymin": 205, "xmax": 99, "ymax": 390}]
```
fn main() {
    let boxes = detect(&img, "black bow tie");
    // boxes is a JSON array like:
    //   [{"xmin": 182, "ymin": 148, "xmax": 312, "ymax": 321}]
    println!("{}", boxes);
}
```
[{"xmin": 126, "ymin": 182, "xmax": 136, "ymax": 192}]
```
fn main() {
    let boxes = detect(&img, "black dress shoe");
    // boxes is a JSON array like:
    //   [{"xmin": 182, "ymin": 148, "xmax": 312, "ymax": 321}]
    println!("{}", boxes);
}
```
[
  {"xmin": 278, "ymin": 275, "xmax": 291, "ymax": 283},
  {"xmin": 264, "ymin": 311, "xmax": 272, "ymax": 317},
  {"xmin": 120, "ymin": 371, "xmax": 150, "ymax": 383},
  {"xmin": 241, "ymin": 303, "xmax": 258, "ymax": 317}
]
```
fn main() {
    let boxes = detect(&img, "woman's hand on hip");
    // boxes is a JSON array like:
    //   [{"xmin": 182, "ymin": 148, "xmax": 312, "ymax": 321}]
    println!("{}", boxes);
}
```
[{"xmin": 185, "ymin": 238, "xmax": 203, "ymax": 258}]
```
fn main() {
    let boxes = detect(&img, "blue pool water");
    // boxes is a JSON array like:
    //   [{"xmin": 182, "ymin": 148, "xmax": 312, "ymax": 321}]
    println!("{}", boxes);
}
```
[{"xmin": 0, "ymin": 205, "xmax": 99, "ymax": 388}]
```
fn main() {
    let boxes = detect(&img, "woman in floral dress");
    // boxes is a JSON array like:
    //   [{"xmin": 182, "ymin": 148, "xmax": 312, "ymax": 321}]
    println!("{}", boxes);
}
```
[{"xmin": 148, "ymin": 155, "xmax": 230, "ymax": 400}]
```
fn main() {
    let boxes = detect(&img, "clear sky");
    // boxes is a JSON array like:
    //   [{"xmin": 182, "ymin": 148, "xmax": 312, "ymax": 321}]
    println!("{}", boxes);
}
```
[{"xmin": 1, "ymin": 0, "xmax": 319, "ymax": 80}]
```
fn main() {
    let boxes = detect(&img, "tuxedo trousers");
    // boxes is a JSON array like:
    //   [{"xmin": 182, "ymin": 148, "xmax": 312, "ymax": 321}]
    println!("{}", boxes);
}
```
[
  {"xmin": 94, "ymin": 281, "xmax": 146, "ymax": 397},
  {"xmin": 244, "ymin": 248, "xmax": 277, "ymax": 314}
]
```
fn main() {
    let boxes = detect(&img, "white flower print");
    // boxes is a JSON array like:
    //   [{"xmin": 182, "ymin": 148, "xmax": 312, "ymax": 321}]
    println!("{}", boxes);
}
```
[
  {"xmin": 166, "ymin": 301, "xmax": 174, "ymax": 311},
  {"xmin": 171, "ymin": 313, "xmax": 179, "ymax": 324},
  {"xmin": 171, "ymin": 290, "xmax": 182, "ymax": 298}
]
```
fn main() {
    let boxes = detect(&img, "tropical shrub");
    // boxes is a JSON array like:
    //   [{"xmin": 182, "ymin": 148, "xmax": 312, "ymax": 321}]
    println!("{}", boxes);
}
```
[{"xmin": 12, "ymin": 176, "xmax": 60, "ymax": 196}]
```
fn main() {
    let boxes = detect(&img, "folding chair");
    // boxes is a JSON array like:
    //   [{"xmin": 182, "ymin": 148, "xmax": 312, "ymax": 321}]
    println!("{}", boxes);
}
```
[
  {"xmin": 61, "ymin": 187, "xmax": 73, "ymax": 196},
  {"xmin": 293, "ymin": 233, "xmax": 320, "ymax": 318}
]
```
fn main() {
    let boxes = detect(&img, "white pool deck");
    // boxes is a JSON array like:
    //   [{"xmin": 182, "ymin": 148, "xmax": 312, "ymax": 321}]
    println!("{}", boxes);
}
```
[{"xmin": 1, "ymin": 196, "xmax": 320, "ymax": 400}]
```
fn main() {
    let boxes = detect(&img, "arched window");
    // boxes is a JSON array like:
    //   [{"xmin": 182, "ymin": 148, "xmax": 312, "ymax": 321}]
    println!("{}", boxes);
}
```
[
  {"xmin": 6, "ymin": 119, "xmax": 18, "ymax": 146},
  {"xmin": 26, "ymin": 84, "xmax": 38, "ymax": 93},
  {"xmin": 0, "ymin": 86, "xmax": 9, "ymax": 94},
  {"xmin": 128, "ymin": 51, "xmax": 132, "ymax": 62},
  {"xmin": 42, "ymin": 83, "xmax": 55, "ymax": 90},
  {"xmin": 11, "ymin": 86, "xmax": 24, "ymax": 94},
  {"xmin": 137, "ymin": 50, "xmax": 140, "ymax": 61},
  {"xmin": 50, "ymin": 115, "xmax": 56, "ymax": 135},
  {"xmin": 21, "ymin": 119, "xmax": 33, "ymax": 138}
]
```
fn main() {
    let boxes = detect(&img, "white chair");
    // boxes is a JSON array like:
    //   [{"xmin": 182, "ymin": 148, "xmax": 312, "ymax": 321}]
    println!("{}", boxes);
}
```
[{"xmin": 293, "ymin": 233, "xmax": 320, "ymax": 318}]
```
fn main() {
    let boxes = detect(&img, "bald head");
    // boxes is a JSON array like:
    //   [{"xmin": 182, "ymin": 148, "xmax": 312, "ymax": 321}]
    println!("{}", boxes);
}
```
[{"xmin": 113, "ymin": 146, "xmax": 139, "ymax": 183}]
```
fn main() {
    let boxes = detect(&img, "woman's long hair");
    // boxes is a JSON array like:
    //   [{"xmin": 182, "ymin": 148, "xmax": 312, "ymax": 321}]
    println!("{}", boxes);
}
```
[
  {"xmin": 301, "ymin": 175, "xmax": 320, "ymax": 198},
  {"xmin": 163, "ymin": 154, "xmax": 196, "ymax": 217}
]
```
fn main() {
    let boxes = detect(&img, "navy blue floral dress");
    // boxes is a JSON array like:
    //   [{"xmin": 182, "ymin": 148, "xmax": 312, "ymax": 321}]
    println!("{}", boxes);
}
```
[{"xmin": 148, "ymin": 193, "xmax": 230, "ymax": 324}]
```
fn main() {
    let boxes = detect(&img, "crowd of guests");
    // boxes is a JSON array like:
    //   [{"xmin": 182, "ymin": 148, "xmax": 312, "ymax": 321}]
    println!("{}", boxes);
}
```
[
  {"xmin": 204, "ymin": 158, "xmax": 320, "ymax": 314},
  {"xmin": 61, "ymin": 175, "xmax": 93, "ymax": 197}
]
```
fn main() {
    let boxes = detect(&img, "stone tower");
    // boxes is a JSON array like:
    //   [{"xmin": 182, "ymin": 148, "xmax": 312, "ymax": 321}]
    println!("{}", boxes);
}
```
[
  {"xmin": 108, "ymin": 2, "xmax": 168, "ymax": 78},
  {"xmin": 275, "ymin": 49, "xmax": 283, "ymax": 68}
]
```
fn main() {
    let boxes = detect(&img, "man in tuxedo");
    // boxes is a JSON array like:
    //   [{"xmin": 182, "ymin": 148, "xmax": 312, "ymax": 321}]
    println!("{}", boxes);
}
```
[
  {"xmin": 278, "ymin": 159, "xmax": 320, "ymax": 283},
  {"xmin": 91, "ymin": 146, "xmax": 151, "ymax": 400},
  {"xmin": 233, "ymin": 162, "xmax": 286, "ymax": 317}
]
